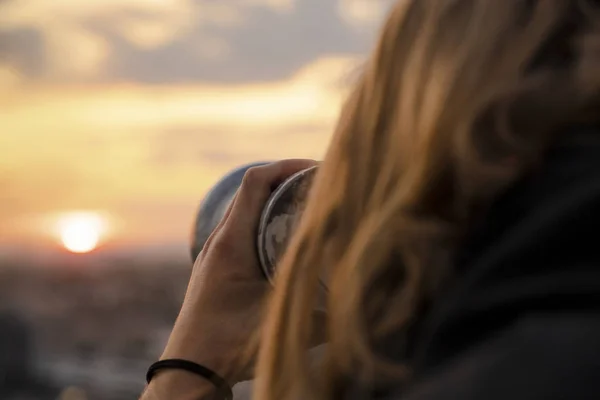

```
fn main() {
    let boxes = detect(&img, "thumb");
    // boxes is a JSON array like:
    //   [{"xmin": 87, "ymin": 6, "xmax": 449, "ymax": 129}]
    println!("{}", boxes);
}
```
[{"xmin": 225, "ymin": 159, "xmax": 318, "ymax": 233}]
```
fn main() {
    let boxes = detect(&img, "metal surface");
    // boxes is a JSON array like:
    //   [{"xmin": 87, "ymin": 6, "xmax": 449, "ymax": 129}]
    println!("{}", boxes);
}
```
[
  {"xmin": 257, "ymin": 166, "xmax": 318, "ymax": 282},
  {"xmin": 190, "ymin": 162, "xmax": 269, "ymax": 262},
  {"xmin": 190, "ymin": 162, "xmax": 318, "ymax": 286}
]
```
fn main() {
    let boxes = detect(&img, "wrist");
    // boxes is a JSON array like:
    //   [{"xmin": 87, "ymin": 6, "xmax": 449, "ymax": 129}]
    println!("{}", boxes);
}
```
[
  {"xmin": 161, "ymin": 321, "xmax": 241, "ymax": 385},
  {"xmin": 144, "ymin": 369, "xmax": 221, "ymax": 400}
]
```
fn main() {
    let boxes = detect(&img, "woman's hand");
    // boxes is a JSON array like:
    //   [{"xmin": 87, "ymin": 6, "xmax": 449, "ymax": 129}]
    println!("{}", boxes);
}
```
[{"xmin": 156, "ymin": 160, "xmax": 318, "ymax": 389}]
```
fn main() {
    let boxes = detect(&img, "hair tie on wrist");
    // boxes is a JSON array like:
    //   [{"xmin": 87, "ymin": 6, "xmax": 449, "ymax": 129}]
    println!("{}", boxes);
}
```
[{"xmin": 146, "ymin": 359, "xmax": 233, "ymax": 400}]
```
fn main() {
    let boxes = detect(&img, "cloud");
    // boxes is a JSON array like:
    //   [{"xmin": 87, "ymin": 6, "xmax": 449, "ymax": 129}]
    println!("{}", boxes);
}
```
[
  {"xmin": 0, "ymin": 0, "xmax": 392, "ymax": 247},
  {"xmin": 0, "ymin": 0, "xmax": 244, "ymax": 80},
  {"xmin": 0, "ymin": 64, "xmax": 22, "ymax": 88},
  {"xmin": 0, "ymin": 27, "xmax": 45, "ymax": 81},
  {"xmin": 0, "ymin": 0, "xmax": 385, "ymax": 84},
  {"xmin": 106, "ymin": 0, "xmax": 377, "ymax": 84},
  {"xmin": 0, "ymin": 0, "xmax": 291, "ymax": 81},
  {"xmin": 1, "ymin": 56, "xmax": 356, "ymax": 134},
  {"xmin": 0, "ymin": 0, "xmax": 233, "ymax": 79},
  {"xmin": 337, "ymin": 0, "xmax": 395, "ymax": 28},
  {"xmin": 239, "ymin": 0, "xmax": 295, "ymax": 13},
  {"xmin": 0, "ymin": 56, "xmax": 357, "ymax": 243}
]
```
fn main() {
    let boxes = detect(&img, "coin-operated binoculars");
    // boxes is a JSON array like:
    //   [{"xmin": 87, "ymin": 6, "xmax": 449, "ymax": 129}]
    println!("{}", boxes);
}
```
[{"xmin": 190, "ymin": 162, "xmax": 318, "ymax": 283}]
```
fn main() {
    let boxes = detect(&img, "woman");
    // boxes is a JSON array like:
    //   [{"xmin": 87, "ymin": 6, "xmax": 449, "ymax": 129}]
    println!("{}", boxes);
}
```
[{"xmin": 141, "ymin": 1, "xmax": 600, "ymax": 399}]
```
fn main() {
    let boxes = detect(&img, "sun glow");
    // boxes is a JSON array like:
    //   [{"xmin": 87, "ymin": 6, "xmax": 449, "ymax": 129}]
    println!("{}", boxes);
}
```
[{"xmin": 57, "ymin": 212, "xmax": 106, "ymax": 253}]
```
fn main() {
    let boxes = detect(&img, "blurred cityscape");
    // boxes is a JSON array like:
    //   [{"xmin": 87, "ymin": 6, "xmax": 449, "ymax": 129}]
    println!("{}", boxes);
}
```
[{"xmin": 0, "ymin": 253, "xmax": 189, "ymax": 400}]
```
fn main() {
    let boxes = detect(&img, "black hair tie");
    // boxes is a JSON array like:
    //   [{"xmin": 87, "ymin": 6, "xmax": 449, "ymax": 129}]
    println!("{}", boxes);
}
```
[{"xmin": 146, "ymin": 359, "xmax": 233, "ymax": 400}]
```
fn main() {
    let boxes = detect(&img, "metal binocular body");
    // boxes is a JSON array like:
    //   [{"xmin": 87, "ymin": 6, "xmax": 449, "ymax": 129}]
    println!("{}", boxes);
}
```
[{"xmin": 190, "ymin": 162, "xmax": 317, "ymax": 283}]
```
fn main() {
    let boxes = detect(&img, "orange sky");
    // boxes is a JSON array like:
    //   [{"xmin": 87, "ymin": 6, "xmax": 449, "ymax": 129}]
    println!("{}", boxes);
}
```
[{"xmin": 0, "ymin": 0, "xmax": 390, "ymax": 254}]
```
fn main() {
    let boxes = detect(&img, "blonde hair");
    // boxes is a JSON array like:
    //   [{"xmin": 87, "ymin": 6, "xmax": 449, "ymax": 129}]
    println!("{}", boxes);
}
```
[{"xmin": 255, "ymin": 1, "xmax": 600, "ymax": 399}]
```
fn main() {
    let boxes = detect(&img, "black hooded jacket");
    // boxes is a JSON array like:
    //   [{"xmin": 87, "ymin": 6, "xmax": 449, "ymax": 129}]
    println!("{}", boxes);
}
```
[{"xmin": 378, "ymin": 127, "xmax": 600, "ymax": 400}]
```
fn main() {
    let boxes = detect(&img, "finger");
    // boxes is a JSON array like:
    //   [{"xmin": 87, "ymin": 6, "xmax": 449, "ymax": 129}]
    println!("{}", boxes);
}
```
[
  {"xmin": 226, "ymin": 159, "xmax": 318, "ymax": 231},
  {"xmin": 207, "ymin": 192, "xmax": 239, "ymax": 247},
  {"xmin": 196, "ymin": 192, "xmax": 239, "ymax": 264}
]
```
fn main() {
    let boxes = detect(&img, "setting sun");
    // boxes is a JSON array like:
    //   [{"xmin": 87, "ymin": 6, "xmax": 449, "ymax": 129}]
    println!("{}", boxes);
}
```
[{"xmin": 57, "ymin": 212, "xmax": 106, "ymax": 254}]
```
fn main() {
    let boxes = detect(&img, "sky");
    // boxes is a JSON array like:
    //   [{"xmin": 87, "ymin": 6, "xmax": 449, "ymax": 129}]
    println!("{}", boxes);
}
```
[{"xmin": 0, "ymin": 0, "xmax": 393, "ymax": 257}]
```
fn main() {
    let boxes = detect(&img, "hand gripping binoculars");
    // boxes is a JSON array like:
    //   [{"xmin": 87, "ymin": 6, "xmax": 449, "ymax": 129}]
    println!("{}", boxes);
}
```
[{"xmin": 190, "ymin": 162, "xmax": 318, "ymax": 284}]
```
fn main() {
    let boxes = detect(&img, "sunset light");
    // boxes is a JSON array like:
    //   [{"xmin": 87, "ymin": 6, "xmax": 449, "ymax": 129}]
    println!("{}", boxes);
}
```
[
  {"xmin": 0, "ymin": 1, "xmax": 393, "ymax": 399},
  {"xmin": 57, "ymin": 212, "xmax": 106, "ymax": 254},
  {"xmin": 0, "ymin": 0, "xmax": 388, "ymax": 250}
]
